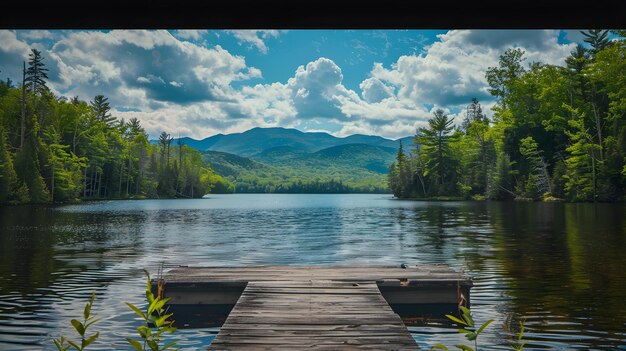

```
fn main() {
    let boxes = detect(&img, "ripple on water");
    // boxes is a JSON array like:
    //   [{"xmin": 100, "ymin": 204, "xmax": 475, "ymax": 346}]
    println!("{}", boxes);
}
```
[{"xmin": 1, "ymin": 195, "xmax": 626, "ymax": 350}]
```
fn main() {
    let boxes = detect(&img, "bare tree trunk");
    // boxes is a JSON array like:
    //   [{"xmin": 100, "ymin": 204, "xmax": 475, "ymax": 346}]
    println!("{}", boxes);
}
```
[
  {"xmin": 20, "ymin": 62, "xmax": 26, "ymax": 149},
  {"xmin": 126, "ymin": 157, "xmax": 131, "ymax": 196},
  {"xmin": 90, "ymin": 168, "xmax": 95, "ymax": 197},
  {"xmin": 118, "ymin": 159, "xmax": 123, "ymax": 197},
  {"xmin": 51, "ymin": 169, "xmax": 55, "ymax": 202},
  {"xmin": 72, "ymin": 124, "xmax": 78, "ymax": 154},
  {"xmin": 592, "ymin": 102, "xmax": 604, "ymax": 160},
  {"xmin": 591, "ymin": 150, "xmax": 596, "ymax": 202},
  {"xmin": 83, "ymin": 166, "xmax": 88, "ymax": 198}
]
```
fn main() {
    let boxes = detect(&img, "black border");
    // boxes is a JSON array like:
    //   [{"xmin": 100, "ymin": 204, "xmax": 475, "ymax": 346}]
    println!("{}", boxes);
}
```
[{"xmin": 2, "ymin": 0, "xmax": 625, "ymax": 29}]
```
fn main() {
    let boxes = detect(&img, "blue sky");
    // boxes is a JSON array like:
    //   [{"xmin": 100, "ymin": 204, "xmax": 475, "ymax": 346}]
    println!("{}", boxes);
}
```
[{"xmin": 0, "ymin": 30, "xmax": 587, "ymax": 139}]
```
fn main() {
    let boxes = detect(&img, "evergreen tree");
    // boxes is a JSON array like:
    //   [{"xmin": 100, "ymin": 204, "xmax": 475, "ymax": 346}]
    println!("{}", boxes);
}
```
[
  {"xmin": 581, "ymin": 29, "xmax": 612, "ymax": 55},
  {"xmin": 417, "ymin": 109, "xmax": 457, "ymax": 195},
  {"xmin": 90, "ymin": 95, "xmax": 116, "ymax": 127},
  {"xmin": 24, "ymin": 49, "xmax": 49, "ymax": 96}
]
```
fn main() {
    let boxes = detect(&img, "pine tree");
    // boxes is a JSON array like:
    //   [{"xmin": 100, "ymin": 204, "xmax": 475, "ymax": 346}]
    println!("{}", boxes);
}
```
[
  {"xmin": 581, "ymin": 29, "xmax": 612, "ymax": 55},
  {"xmin": 90, "ymin": 95, "xmax": 116, "ymax": 127},
  {"xmin": 24, "ymin": 49, "xmax": 49, "ymax": 96},
  {"xmin": 0, "ymin": 125, "xmax": 25, "ymax": 203},
  {"xmin": 519, "ymin": 136, "xmax": 552, "ymax": 198},
  {"xmin": 417, "ymin": 109, "xmax": 457, "ymax": 195}
]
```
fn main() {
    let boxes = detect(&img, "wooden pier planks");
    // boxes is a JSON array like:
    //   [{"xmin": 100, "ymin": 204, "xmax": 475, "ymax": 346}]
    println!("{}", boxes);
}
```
[
  {"xmin": 208, "ymin": 280, "xmax": 419, "ymax": 350},
  {"xmin": 165, "ymin": 265, "xmax": 464, "ymax": 284}
]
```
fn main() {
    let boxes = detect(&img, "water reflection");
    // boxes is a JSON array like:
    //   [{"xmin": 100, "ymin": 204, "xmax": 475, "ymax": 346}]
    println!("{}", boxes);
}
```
[{"xmin": 0, "ymin": 195, "xmax": 625, "ymax": 350}]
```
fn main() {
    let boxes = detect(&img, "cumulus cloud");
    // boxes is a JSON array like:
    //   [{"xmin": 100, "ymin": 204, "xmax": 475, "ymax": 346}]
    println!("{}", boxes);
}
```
[
  {"xmin": 286, "ymin": 57, "xmax": 360, "ymax": 120},
  {"xmin": 0, "ymin": 31, "xmax": 32, "ymax": 81},
  {"xmin": 0, "ymin": 29, "xmax": 579, "ymax": 140},
  {"xmin": 173, "ymin": 30, "xmax": 208, "ymax": 41},
  {"xmin": 369, "ymin": 29, "xmax": 576, "ymax": 108},
  {"xmin": 225, "ymin": 30, "xmax": 284, "ymax": 54},
  {"xmin": 360, "ymin": 77, "xmax": 394, "ymax": 103},
  {"xmin": 44, "ymin": 30, "xmax": 261, "ymax": 108}
]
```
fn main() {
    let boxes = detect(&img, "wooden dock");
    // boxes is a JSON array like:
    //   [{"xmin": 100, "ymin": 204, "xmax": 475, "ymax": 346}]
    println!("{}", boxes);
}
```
[{"xmin": 160, "ymin": 265, "xmax": 472, "ymax": 350}]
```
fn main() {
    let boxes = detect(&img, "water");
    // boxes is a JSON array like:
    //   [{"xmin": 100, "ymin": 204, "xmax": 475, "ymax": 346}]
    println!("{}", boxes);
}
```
[{"xmin": 0, "ymin": 194, "xmax": 625, "ymax": 350}]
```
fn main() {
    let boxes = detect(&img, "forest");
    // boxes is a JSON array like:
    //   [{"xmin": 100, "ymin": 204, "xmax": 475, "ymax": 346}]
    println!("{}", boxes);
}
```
[
  {"xmin": 0, "ymin": 49, "xmax": 233, "ymax": 205},
  {"xmin": 389, "ymin": 30, "xmax": 626, "ymax": 202}
]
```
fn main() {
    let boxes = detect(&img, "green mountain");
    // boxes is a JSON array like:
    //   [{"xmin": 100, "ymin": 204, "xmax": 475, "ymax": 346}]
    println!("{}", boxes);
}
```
[
  {"xmin": 170, "ymin": 127, "xmax": 414, "ymax": 193},
  {"xmin": 201, "ymin": 143, "xmax": 397, "ymax": 193},
  {"xmin": 160, "ymin": 127, "xmax": 412, "ymax": 156}
]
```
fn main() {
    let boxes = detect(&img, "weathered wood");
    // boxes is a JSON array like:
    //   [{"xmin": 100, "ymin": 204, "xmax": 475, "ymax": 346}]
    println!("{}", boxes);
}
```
[
  {"xmin": 208, "ymin": 281, "xmax": 418, "ymax": 350},
  {"xmin": 165, "ymin": 265, "xmax": 466, "ymax": 283},
  {"xmin": 160, "ymin": 265, "xmax": 471, "ymax": 349}
]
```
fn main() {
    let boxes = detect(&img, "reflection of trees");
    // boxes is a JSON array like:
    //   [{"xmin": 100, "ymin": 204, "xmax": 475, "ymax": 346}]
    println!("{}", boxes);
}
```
[
  {"xmin": 0, "ymin": 206, "xmax": 68, "ymax": 295},
  {"xmin": 488, "ymin": 202, "xmax": 626, "ymax": 333},
  {"xmin": 0, "ymin": 206, "xmax": 147, "ymax": 315}
]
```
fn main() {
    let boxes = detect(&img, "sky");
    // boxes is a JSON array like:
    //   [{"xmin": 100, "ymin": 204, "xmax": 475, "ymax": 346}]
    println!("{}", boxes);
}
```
[{"xmin": 0, "ymin": 29, "xmax": 591, "ymax": 140}]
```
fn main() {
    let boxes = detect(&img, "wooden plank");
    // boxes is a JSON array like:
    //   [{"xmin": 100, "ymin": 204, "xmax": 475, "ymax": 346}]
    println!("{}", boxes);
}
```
[
  {"xmin": 163, "ymin": 265, "xmax": 469, "ymax": 285},
  {"xmin": 159, "ymin": 266, "xmax": 472, "ymax": 349},
  {"xmin": 208, "ymin": 281, "xmax": 418, "ymax": 350}
]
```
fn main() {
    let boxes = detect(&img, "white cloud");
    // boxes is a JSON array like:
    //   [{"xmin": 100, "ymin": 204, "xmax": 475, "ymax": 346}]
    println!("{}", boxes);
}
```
[
  {"xmin": 0, "ymin": 29, "xmax": 580, "ymax": 140},
  {"xmin": 225, "ymin": 30, "xmax": 284, "ymax": 54},
  {"xmin": 18, "ymin": 30, "xmax": 58, "ymax": 41},
  {"xmin": 369, "ymin": 29, "xmax": 576, "ymax": 108},
  {"xmin": 360, "ymin": 77, "xmax": 394, "ymax": 103},
  {"xmin": 0, "ymin": 31, "xmax": 32, "ymax": 81},
  {"xmin": 44, "ymin": 30, "xmax": 261, "ymax": 108},
  {"xmin": 286, "ymin": 57, "xmax": 360, "ymax": 120},
  {"xmin": 173, "ymin": 30, "xmax": 208, "ymax": 41}
]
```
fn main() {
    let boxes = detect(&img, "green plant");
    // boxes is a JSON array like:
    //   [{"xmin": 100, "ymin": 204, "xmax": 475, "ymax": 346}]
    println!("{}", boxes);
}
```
[
  {"xmin": 432, "ymin": 306, "xmax": 493, "ymax": 351},
  {"xmin": 126, "ymin": 270, "xmax": 178, "ymax": 351},
  {"xmin": 506, "ymin": 318, "xmax": 528, "ymax": 350},
  {"xmin": 53, "ymin": 291, "xmax": 100, "ymax": 351}
]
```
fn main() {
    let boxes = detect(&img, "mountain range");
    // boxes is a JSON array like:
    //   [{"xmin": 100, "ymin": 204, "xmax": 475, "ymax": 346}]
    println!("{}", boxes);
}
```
[
  {"xmin": 152, "ymin": 127, "xmax": 414, "ymax": 192},
  {"xmin": 167, "ymin": 127, "xmax": 412, "ymax": 156}
]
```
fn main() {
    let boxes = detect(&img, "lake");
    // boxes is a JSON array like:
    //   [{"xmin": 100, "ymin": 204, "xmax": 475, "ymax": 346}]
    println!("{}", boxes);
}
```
[{"xmin": 0, "ymin": 194, "xmax": 625, "ymax": 350}]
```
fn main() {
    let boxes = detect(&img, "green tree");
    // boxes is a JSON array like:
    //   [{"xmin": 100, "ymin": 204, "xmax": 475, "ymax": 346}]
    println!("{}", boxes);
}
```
[
  {"xmin": 24, "ymin": 49, "xmax": 49, "ymax": 96},
  {"xmin": 90, "ymin": 95, "xmax": 116, "ymax": 128},
  {"xmin": 486, "ymin": 48, "xmax": 526, "ymax": 107},
  {"xmin": 563, "ymin": 105, "xmax": 601, "ymax": 201},
  {"xmin": 417, "ymin": 109, "xmax": 457, "ymax": 195},
  {"xmin": 581, "ymin": 29, "xmax": 612, "ymax": 55},
  {"xmin": 519, "ymin": 136, "xmax": 552, "ymax": 199}
]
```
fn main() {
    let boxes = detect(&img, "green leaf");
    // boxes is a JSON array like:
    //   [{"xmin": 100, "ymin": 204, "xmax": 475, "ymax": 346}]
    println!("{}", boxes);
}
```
[
  {"xmin": 518, "ymin": 341, "xmax": 528, "ymax": 348},
  {"xmin": 137, "ymin": 325, "xmax": 151, "ymax": 338},
  {"xmin": 445, "ymin": 314, "xmax": 467, "ymax": 326},
  {"xmin": 147, "ymin": 339, "xmax": 159, "ymax": 351},
  {"xmin": 67, "ymin": 340, "xmax": 81, "ymax": 351},
  {"xmin": 126, "ymin": 338, "xmax": 144, "ymax": 351},
  {"xmin": 154, "ymin": 313, "xmax": 170, "ymax": 327},
  {"xmin": 162, "ymin": 341, "xmax": 178, "ymax": 350},
  {"xmin": 476, "ymin": 319, "xmax": 494, "ymax": 335},
  {"xmin": 460, "ymin": 307, "xmax": 474, "ymax": 327},
  {"xmin": 518, "ymin": 320, "xmax": 526, "ymax": 341},
  {"xmin": 83, "ymin": 302, "xmax": 91, "ymax": 320},
  {"xmin": 70, "ymin": 319, "xmax": 85, "ymax": 337},
  {"xmin": 81, "ymin": 332, "xmax": 99, "ymax": 349},
  {"xmin": 465, "ymin": 332, "xmax": 477, "ymax": 341},
  {"xmin": 432, "ymin": 344, "xmax": 449, "ymax": 350},
  {"xmin": 153, "ymin": 299, "xmax": 167, "ymax": 313},
  {"xmin": 53, "ymin": 338, "xmax": 69, "ymax": 351},
  {"xmin": 126, "ymin": 302, "xmax": 147, "ymax": 320},
  {"xmin": 146, "ymin": 290, "xmax": 155, "ymax": 305},
  {"xmin": 455, "ymin": 345, "xmax": 475, "ymax": 351}
]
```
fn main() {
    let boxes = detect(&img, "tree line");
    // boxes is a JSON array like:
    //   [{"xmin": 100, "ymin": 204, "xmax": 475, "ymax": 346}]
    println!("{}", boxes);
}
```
[
  {"xmin": 389, "ymin": 30, "xmax": 626, "ymax": 202},
  {"xmin": 234, "ymin": 178, "xmax": 388, "ymax": 193},
  {"xmin": 0, "ymin": 49, "xmax": 233, "ymax": 204}
]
